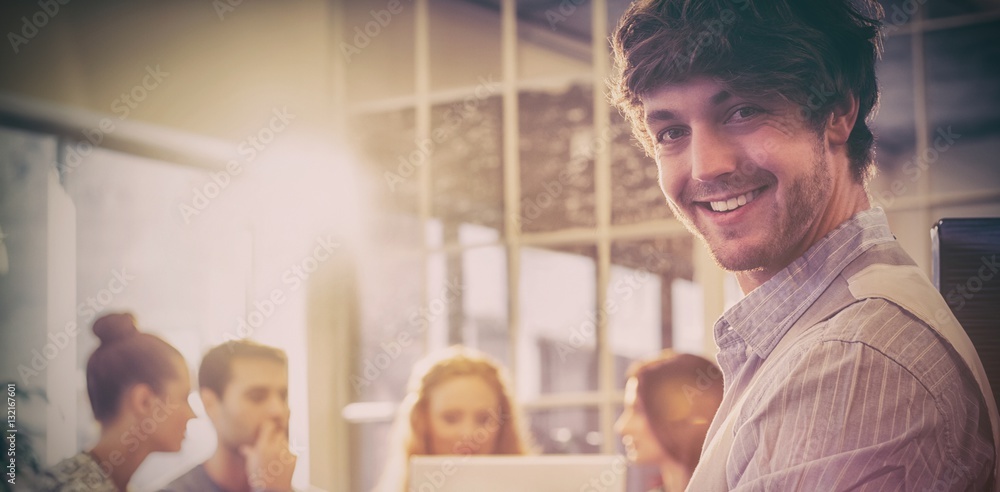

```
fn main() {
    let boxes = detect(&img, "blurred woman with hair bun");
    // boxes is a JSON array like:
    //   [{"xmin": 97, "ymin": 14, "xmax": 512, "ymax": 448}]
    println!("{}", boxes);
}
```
[{"xmin": 39, "ymin": 312, "xmax": 195, "ymax": 491}]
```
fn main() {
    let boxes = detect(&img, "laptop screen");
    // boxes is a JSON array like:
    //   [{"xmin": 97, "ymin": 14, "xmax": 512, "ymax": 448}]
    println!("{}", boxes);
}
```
[{"xmin": 408, "ymin": 454, "xmax": 627, "ymax": 492}]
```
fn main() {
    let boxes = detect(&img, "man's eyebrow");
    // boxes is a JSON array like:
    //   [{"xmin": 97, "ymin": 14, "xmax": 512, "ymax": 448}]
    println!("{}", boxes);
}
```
[
  {"xmin": 709, "ymin": 90, "xmax": 732, "ymax": 106},
  {"xmin": 645, "ymin": 108, "xmax": 677, "ymax": 125},
  {"xmin": 644, "ymin": 90, "xmax": 733, "ymax": 125}
]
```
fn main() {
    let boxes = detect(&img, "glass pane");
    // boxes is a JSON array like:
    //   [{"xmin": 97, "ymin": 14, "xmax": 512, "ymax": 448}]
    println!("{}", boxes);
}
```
[
  {"xmin": 63, "ymin": 145, "xmax": 331, "ymax": 490},
  {"xmin": 426, "ymin": 246, "xmax": 510, "ymax": 367},
  {"xmin": 356, "ymin": 245, "xmax": 425, "ymax": 402},
  {"xmin": 868, "ymin": 34, "xmax": 918, "ymax": 208},
  {"xmin": 611, "ymin": 111, "xmax": 674, "ymax": 225},
  {"xmin": 516, "ymin": 0, "xmax": 592, "ymax": 80},
  {"xmin": 351, "ymin": 109, "xmax": 419, "ymax": 217},
  {"xmin": 463, "ymin": 246, "xmax": 510, "ymax": 365},
  {"xmin": 925, "ymin": 22, "xmax": 1000, "ymax": 196},
  {"xmin": 609, "ymin": 236, "xmax": 694, "ymax": 386},
  {"xmin": 885, "ymin": 208, "xmax": 933, "ymax": 271},
  {"xmin": 527, "ymin": 406, "xmax": 601, "ymax": 454},
  {"xmin": 608, "ymin": 0, "xmax": 632, "ymax": 34},
  {"xmin": 878, "ymin": 0, "xmax": 923, "ymax": 33},
  {"xmin": 519, "ymin": 84, "xmax": 596, "ymax": 233},
  {"xmin": 343, "ymin": 1, "xmax": 416, "ymax": 102},
  {"xmin": 430, "ymin": 0, "xmax": 501, "ymax": 91},
  {"xmin": 927, "ymin": 0, "xmax": 1000, "ymax": 19},
  {"xmin": 518, "ymin": 244, "xmax": 598, "ymax": 397},
  {"xmin": 430, "ymin": 96, "xmax": 504, "ymax": 240}
]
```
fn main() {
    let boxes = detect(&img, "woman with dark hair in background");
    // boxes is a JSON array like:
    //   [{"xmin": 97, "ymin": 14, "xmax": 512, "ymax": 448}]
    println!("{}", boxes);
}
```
[
  {"xmin": 374, "ymin": 345, "xmax": 533, "ymax": 492},
  {"xmin": 39, "ymin": 312, "xmax": 195, "ymax": 491},
  {"xmin": 615, "ymin": 351, "xmax": 723, "ymax": 492}
]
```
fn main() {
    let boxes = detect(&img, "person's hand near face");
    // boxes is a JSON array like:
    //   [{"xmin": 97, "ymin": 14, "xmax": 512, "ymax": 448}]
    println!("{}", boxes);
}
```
[{"xmin": 240, "ymin": 419, "xmax": 297, "ymax": 492}]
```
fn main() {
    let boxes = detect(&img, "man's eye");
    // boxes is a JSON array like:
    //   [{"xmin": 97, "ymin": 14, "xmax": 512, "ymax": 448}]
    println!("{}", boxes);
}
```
[
  {"xmin": 657, "ymin": 127, "xmax": 688, "ymax": 142},
  {"xmin": 729, "ymin": 106, "xmax": 761, "ymax": 121}
]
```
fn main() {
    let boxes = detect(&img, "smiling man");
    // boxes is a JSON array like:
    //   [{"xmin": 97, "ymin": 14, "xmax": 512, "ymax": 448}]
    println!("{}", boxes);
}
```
[{"xmin": 611, "ymin": 0, "xmax": 999, "ymax": 490}]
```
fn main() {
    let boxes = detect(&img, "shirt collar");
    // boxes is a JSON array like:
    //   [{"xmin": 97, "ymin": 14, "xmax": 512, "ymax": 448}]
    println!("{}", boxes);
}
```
[{"xmin": 716, "ymin": 207, "xmax": 895, "ymax": 359}]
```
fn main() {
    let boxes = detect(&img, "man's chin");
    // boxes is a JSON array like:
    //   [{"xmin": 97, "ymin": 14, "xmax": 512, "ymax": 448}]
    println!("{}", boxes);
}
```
[{"xmin": 705, "ymin": 240, "xmax": 770, "ymax": 273}]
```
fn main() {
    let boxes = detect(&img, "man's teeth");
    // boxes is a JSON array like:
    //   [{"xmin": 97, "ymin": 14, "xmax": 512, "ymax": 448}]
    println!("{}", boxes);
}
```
[{"xmin": 710, "ymin": 190, "xmax": 759, "ymax": 212}]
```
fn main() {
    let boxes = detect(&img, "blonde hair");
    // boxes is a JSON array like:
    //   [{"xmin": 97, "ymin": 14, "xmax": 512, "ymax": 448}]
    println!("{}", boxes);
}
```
[{"xmin": 374, "ymin": 346, "xmax": 532, "ymax": 491}]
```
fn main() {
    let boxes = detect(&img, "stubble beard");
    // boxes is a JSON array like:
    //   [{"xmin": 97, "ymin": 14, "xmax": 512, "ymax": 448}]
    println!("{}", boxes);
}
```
[{"xmin": 669, "ymin": 143, "xmax": 832, "ymax": 273}]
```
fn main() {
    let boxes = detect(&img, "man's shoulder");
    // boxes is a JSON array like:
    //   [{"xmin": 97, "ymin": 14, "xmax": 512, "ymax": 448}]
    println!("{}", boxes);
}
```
[
  {"xmin": 160, "ymin": 463, "xmax": 221, "ymax": 492},
  {"xmin": 819, "ymin": 299, "xmax": 954, "ymax": 365}
]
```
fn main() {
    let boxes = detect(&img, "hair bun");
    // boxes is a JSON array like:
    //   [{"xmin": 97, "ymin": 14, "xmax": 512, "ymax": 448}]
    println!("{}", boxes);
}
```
[{"xmin": 92, "ymin": 312, "xmax": 139, "ymax": 345}]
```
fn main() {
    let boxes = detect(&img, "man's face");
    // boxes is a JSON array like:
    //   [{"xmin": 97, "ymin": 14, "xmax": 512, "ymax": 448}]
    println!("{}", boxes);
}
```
[
  {"xmin": 642, "ymin": 77, "xmax": 844, "ymax": 278},
  {"xmin": 203, "ymin": 357, "xmax": 289, "ymax": 451}
]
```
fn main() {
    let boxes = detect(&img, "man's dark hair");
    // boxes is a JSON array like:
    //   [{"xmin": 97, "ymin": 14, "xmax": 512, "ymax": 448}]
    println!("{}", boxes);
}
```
[
  {"xmin": 199, "ymin": 340, "xmax": 288, "ymax": 397},
  {"xmin": 610, "ymin": 0, "xmax": 884, "ymax": 183}
]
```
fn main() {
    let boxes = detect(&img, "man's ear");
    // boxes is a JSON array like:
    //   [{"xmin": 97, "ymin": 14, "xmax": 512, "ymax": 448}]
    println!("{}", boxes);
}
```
[
  {"xmin": 200, "ymin": 388, "xmax": 221, "ymax": 418},
  {"xmin": 827, "ymin": 93, "xmax": 860, "ymax": 146}
]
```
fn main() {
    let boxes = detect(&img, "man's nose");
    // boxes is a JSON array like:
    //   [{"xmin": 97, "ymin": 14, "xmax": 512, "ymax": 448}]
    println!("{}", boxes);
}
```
[
  {"xmin": 690, "ymin": 127, "xmax": 739, "ymax": 182},
  {"xmin": 267, "ymin": 395, "xmax": 290, "ymax": 419}
]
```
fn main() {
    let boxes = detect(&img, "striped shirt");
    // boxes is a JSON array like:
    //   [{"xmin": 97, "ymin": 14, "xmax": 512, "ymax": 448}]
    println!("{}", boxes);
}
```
[{"xmin": 697, "ymin": 208, "xmax": 996, "ymax": 491}]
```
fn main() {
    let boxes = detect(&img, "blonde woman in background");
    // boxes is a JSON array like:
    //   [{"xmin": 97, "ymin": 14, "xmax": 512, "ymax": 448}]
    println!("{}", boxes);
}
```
[
  {"xmin": 615, "ymin": 351, "xmax": 723, "ymax": 492},
  {"xmin": 374, "ymin": 345, "xmax": 532, "ymax": 492}
]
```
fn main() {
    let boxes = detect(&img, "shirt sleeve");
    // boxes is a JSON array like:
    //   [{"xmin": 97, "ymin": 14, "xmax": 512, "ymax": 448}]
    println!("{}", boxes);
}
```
[{"xmin": 728, "ymin": 306, "xmax": 994, "ymax": 491}]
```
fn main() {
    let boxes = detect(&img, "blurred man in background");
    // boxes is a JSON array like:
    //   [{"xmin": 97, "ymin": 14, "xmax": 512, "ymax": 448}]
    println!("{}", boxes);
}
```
[{"xmin": 162, "ymin": 340, "xmax": 296, "ymax": 492}]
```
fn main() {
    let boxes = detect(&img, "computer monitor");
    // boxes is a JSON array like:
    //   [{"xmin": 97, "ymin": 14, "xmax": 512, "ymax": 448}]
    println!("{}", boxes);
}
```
[
  {"xmin": 409, "ymin": 454, "xmax": 627, "ymax": 492},
  {"xmin": 932, "ymin": 217, "xmax": 1000, "ymax": 410}
]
